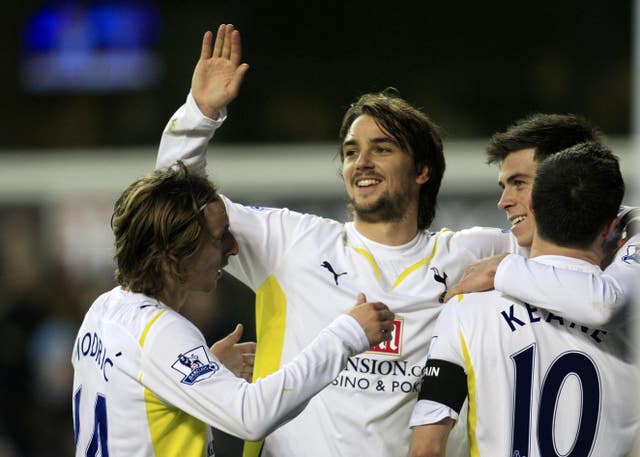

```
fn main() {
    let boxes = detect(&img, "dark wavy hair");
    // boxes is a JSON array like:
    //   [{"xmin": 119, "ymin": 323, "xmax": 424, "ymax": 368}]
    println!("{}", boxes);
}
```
[{"xmin": 338, "ymin": 89, "xmax": 445, "ymax": 230}]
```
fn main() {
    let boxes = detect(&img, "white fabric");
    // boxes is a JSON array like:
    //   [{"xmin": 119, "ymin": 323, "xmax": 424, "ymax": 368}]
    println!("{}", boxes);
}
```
[
  {"xmin": 496, "ymin": 233, "xmax": 640, "ymax": 328},
  {"xmin": 409, "ymin": 399, "xmax": 459, "ymax": 426},
  {"xmin": 218, "ymin": 198, "xmax": 521, "ymax": 457},
  {"xmin": 71, "ymin": 287, "xmax": 369, "ymax": 456},
  {"xmin": 412, "ymin": 256, "xmax": 640, "ymax": 457},
  {"xmin": 155, "ymin": 93, "xmax": 636, "ymax": 457},
  {"xmin": 157, "ymin": 91, "xmax": 224, "ymax": 176}
]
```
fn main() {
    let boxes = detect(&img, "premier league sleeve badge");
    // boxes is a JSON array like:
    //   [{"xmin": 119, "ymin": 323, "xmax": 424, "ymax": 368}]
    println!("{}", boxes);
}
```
[
  {"xmin": 171, "ymin": 346, "xmax": 220, "ymax": 385},
  {"xmin": 622, "ymin": 244, "xmax": 639, "ymax": 265}
]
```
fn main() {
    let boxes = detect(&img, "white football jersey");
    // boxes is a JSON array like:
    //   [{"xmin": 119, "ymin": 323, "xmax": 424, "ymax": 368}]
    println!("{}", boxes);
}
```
[
  {"xmin": 496, "ymin": 235, "xmax": 640, "ymax": 327},
  {"xmin": 156, "ymin": 93, "xmax": 636, "ymax": 457},
  {"xmin": 71, "ymin": 287, "xmax": 370, "ymax": 457},
  {"xmin": 219, "ymin": 195, "xmax": 522, "ymax": 457},
  {"xmin": 411, "ymin": 256, "xmax": 640, "ymax": 457}
]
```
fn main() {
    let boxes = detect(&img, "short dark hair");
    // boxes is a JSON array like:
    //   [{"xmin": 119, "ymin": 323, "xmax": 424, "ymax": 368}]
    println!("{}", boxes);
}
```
[
  {"xmin": 111, "ymin": 162, "xmax": 219, "ymax": 297},
  {"xmin": 486, "ymin": 113, "xmax": 603, "ymax": 164},
  {"xmin": 532, "ymin": 142, "xmax": 624, "ymax": 249},
  {"xmin": 338, "ymin": 89, "xmax": 445, "ymax": 230}
]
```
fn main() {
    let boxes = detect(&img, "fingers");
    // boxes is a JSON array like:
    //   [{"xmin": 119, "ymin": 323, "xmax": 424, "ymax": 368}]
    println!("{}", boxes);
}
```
[
  {"xmin": 227, "ymin": 63, "xmax": 250, "ymax": 99},
  {"xmin": 211, "ymin": 24, "xmax": 235, "ymax": 59},
  {"xmin": 464, "ymin": 261, "xmax": 478, "ymax": 276},
  {"xmin": 207, "ymin": 24, "xmax": 246, "ymax": 78},
  {"xmin": 242, "ymin": 352, "xmax": 255, "ymax": 363},
  {"xmin": 240, "ymin": 352, "xmax": 255, "ymax": 382},
  {"xmin": 229, "ymin": 29, "xmax": 242, "ymax": 66},
  {"xmin": 212, "ymin": 323, "xmax": 247, "ymax": 351},
  {"xmin": 221, "ymin": 24, "xmax": 234, "ymax": 59},
  {"xmin": 378, "ymin": 312, "xmax": 395, "ymax": 343},
  {"xmin": 443, "ymin": 287, "xmax": 459, "ymax": 303},
  {"xmin": 375, "ymin": 303, "xmax": 395, "ymax": 338},
  {"xmin": 370, "ymin": 301, "xmax": 388, "ymax": 311},
  {"xmin": 346, "ymin": 295, "xmax": 397, "ymax": 346},
  {"xmin": 200, "ymin": 30, "xmax": 214, "ymax": 60},
  {"xmin": 361, "ymin": 300, "xmax": 393, "ymax": 320},
  {"xmin": 223, "ymin": 323, "xmax": 243, "ymax": 345},
  {"xmin": 235, "ymin": 341, "xmax": 257, "ymax": 353},
  {"xmin": 212, "ymin": 24, "xmax": 225, "ymax": 58}
]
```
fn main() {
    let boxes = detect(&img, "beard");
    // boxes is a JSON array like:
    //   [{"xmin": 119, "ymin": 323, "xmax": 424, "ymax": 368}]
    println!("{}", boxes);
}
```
[{"xmin": 349, "ymin": 190, "xmax": 411, "ymax": 223}]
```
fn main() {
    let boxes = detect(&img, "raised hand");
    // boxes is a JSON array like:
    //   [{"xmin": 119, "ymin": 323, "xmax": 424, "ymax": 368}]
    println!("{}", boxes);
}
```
[
  {"xmin": 347, "ymin": 293, "xmax": 395, "ymax": 346},
  {"xmin": 191, "ymin": 24, "xmax": 250, "ymax": 120},
  {"xmin": 210, "ymin": 323, "xmax": 256, "ymax": 382},
  {"xmin": 443, "ymin": 253, "xmax": 507, "ymax": 302}
]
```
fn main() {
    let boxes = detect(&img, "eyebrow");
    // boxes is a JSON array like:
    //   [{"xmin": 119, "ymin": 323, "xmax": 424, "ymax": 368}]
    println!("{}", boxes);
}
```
[
  {"xmin": 498, "ymin": 172, "xmax": 532, "ymax": 188},
  {"xmin": 342, "ymin": 137, "xmax": 400, "ymax": 149}
]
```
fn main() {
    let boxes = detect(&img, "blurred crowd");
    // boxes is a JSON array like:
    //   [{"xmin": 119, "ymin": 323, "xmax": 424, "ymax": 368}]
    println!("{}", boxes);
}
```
[{"xmin": 0, "ymin": 205, "xmax": 256, "ymax": 456}]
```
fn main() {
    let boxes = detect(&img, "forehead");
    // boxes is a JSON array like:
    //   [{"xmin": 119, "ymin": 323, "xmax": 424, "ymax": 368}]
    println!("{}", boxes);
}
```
[
  {"xmin": 345, "ymin": 114, "xmax": 392, "ymax": 140},
  {"xmin": 202, "ymin": 200, "xmax": 228, "ymax": 234},
  {"xmin": 498, "ymin": 148, "xmax": 537, "ymax": 181}
]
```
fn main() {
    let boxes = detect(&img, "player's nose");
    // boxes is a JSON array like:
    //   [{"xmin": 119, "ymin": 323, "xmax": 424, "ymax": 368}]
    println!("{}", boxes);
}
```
[
  {"xmin": 497, "ymin": 189, "xmax": 512, "ymax": 210},
  {"xmin": 225, "ymin": 231, "xmax": 239, "ymax": 257}
]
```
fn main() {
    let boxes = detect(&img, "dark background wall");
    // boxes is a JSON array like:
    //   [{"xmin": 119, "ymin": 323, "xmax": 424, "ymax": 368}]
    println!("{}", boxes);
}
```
[{"xmin": 1, "ymin": 0, "xmax": 631, "ymax": 148}]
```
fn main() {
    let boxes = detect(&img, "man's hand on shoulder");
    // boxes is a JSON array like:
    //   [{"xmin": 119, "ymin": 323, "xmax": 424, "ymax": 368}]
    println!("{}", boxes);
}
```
[{"xmin": 443, "ymin": 254, "xmax": 507, "ymax": 302}]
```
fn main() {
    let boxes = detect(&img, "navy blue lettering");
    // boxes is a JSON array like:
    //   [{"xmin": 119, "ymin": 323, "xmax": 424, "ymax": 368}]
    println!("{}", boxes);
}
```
[
  {"xmin": 90, "ymin": 333, "xmax": 99, "ymax": 356},
  {"xmin": 501, "ymin": 305, "xmax": 526, "ymax": 332},
  {"xmin": 345, "ymin": 356, "xmax": 412, "ymax": 376},
  {"xmin": 591, "ymin": 329, "xmax": 607, "ymax": 343},
  {"xmin": 95, "ymin": 339, "xmax": 103, "ymax": 365},
  {"xmin": 77, "ymin": 331, "xmax": 117, "ymax": 383},
  {"xmin": 81, "ymin": 333, "xmax": 92, "ymax": 355},
  {"xmin": 103, "ymin": 359, "xmax": 113, "ymax": 382},
  {"xmin": 545, "ymin": 313, "xmax": 564, "ymax": 325},
  {"xmin": 525, "ymin": 303, "xmax": 541, "ymax": 323},
  {"xmin": 346, "ymin": 357, "xmax": 359, "ymax": 372}
]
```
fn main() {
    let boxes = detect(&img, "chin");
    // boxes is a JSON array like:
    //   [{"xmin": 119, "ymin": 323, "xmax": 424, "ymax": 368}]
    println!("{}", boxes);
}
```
[{"xmin": 515, "ymin": 233, "xmax": 534, "ymax": 249}]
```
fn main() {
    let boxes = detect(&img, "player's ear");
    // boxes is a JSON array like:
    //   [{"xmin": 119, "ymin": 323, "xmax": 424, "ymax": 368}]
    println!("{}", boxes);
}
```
[
  {"xmin": 416, "ymin": 164, "xmax": 430, "ymax": 185},
  {"xmin": 162, "ymin": 253, "xmax": 182, "ymax": 281}
]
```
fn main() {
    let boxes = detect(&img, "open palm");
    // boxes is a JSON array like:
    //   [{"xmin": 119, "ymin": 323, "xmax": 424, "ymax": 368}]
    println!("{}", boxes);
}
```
[{"xmin": 191, "ymin": 24, "xmax": 250, "ymax": 119}]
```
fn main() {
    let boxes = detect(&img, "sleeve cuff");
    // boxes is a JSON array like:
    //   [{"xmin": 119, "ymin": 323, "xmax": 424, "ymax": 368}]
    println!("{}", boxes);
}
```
[
  {"xmin": 327, "ymin": 314, "xmax": 370, "ymax": 353},
  {"xmin": 409, "ymin": 400, "xmax": 459, "ymax": 428},
  {"xmin": 186, "ymin": 91, "xmax": 227, "ymax": 125}
]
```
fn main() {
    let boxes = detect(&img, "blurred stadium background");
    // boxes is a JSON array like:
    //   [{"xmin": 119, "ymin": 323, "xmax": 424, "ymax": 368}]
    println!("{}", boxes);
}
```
[{"xmin": 0, "ymin": 1, "xmax": 638, "ymax": 456}]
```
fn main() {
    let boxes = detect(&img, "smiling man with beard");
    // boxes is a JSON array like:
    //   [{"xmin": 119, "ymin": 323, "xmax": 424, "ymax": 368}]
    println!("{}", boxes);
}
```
[{"xmin": 155, "ymin": 24, "xmax": 636, "ymax": 457}]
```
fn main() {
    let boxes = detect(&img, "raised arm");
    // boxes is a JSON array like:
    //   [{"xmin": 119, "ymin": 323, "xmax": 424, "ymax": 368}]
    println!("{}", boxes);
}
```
[{"xmin": 157, "ymin": 24, "xmax": 249, "ymax": 173}]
